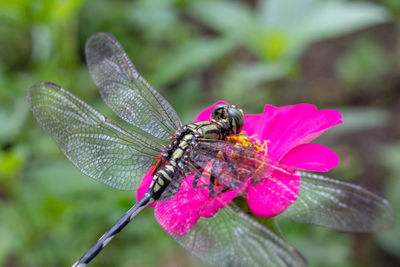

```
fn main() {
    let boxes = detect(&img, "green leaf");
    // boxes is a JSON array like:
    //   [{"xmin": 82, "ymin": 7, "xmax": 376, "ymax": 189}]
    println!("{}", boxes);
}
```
[
  {"xmin": 0, "ymin": 145, "xmax": 27, "ymax": 179},
  {"xmin": 218, "ymin": 62, "xmax": 289, "ymax": 105},
  {"xmin": 0, "ymin": 97, "xmax": 28, "ymax": 144},
  {"xmin": 150, "ymin": 38, "xmax": 235, "ymax": 86},
  {"xmin": 189, "ymin": 0, "xmax": 390, "ymax": 64},
  {"xmin": 187, "ymin": 0, "xmax": 255, "ymax": 40},
  {"xmin": 294, "ymin": 1, "xmax": 389, "ymax": 43}
]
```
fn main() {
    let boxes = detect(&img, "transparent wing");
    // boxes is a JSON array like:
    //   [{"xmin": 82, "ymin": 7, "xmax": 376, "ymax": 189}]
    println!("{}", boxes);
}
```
[
  {"xmin": 281, "ymin": 172, "xmax": 395, "ymax": 232},
  {"xmin": 191, "ymin": 139, "xmax": 296, "ymax": 192},
  {"xmin": 27, "ymin": 82, "xmax": 167, "ymax": 191},
  {"xmin": 174, "ymin": 203, "xmax": 307, "ymax": 267},
  {"xmin": 191, "ymin": 140, "xmax": 394, "ymax": 232},
  {"xmin": 85, "ymin": 32, "xmax": 181, "ymax": 140}
]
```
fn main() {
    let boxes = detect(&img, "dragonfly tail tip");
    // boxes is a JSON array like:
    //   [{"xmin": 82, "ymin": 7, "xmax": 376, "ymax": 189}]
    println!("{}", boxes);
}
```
[{"xmin": 71, "ymin": 261, "xmax": 86, "ymax": 267}]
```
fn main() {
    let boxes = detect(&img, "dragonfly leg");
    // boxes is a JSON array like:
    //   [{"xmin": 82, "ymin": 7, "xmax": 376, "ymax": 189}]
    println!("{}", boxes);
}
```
[
  {"xmin": 208, "ymin": 161, "xmax": 218, "ymax": 197},
  {"xmin": 218, "ymin": 148, "xmax": 261, "ymax": 185},
  {"xmin": 190, "ymin": 162, "xmax": 208, "ymax": 189},
  {"xmin": 192, "ymin": 173, "xmax": 208, "ymax": 189},
  {"xmin": 208, "ymin": 160, "xmax": 233, "ymax": 197},
  {"xmin": 217, "ymin": 149, "xmax": 239, "ymax": 176}
]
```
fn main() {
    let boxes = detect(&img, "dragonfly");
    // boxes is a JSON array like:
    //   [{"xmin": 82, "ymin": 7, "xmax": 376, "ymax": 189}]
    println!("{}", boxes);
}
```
[{"xmin": 27, "ymin": 33, "xmax": 394, "ymax": 267}]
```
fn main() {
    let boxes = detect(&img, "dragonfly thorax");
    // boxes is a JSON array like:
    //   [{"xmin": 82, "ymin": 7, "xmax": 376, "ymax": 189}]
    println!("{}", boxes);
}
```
[{"xmin": 164, "ymin": 104, "xmax": 244, "ymax": 161}]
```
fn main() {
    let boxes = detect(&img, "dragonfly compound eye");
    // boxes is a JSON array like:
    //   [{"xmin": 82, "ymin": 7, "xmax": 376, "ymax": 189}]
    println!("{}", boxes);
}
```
[
  {"xmin": 211, "ymin": 104, "xmax": 230, "ymax": 120},
  {"xmin": 228, "ymin": 105, "xmax": 244, "ymax": 134},
  {"xmin": 211, "ymin": 104, "xmax": 244, "ymax": 135}
]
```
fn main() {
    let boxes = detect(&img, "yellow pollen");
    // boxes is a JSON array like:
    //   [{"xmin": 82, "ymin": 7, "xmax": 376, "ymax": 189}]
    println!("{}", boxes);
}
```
[{"xmin": 227, "ymin": 132, "xmax": 269, "ymax": 157}]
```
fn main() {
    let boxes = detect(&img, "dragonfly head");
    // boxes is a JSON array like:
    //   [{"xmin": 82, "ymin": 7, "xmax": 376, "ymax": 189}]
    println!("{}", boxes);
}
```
[{"xmin": 211, "ymin": 104, "xmax": 244, "ymax": 135}]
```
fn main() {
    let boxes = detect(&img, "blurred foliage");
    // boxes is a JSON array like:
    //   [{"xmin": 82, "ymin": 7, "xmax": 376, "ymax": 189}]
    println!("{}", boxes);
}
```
[
  {"xmin": 0, "ymin": 0, "xmax": 399, "ymax": 266},
  {"xmin": 376, "ymin": 143, "xmax": 400, "ymax": 258},
  {"xmin": 188, "ymin": 0, "xmax": 389, "ymax": 103},
  {"xmin": 336, "ymin": 37, "xmax": 388, "ymax": 88}
]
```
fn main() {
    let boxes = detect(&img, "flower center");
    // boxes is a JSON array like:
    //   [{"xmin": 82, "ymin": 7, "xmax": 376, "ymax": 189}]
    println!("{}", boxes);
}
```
[{"xmin": 227, "ymin": 131, "xmax": 269, "ymax": 157}]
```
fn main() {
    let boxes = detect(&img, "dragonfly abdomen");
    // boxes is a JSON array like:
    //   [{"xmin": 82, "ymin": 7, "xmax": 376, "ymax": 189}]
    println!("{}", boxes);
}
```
[{"xmin": 147, "ymin": 164, "xmax": 178, "ymax": 200}]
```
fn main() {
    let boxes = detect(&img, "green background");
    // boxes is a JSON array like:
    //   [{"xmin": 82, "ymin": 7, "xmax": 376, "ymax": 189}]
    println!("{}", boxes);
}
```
[{"xmin": 0, "ymin": 0, "xmax": 399, "ymax": 266}]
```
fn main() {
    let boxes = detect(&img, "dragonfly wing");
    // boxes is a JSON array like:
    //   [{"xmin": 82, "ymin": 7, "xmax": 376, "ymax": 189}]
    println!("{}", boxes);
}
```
[
  {"xmin": 281, "ymin": 171, "xmax": 395, "ymax": 232},
  {"xmin": 85, "ymin": 32, "xmax": 181, "ymax": 140},
  {"xmin": 191, "ymin": 140, "xmax": 394, "ymax": 232},
  {"xmin": 27, "ymin": 82, "xmax": 166, "ymax": 191},
  {"xmin": 174, "ymin": 203, "xmax": 307, "ymax": 267},
  {"xmin": 191, "ymin": 140, "xmax": 296, "ymax": 192}
]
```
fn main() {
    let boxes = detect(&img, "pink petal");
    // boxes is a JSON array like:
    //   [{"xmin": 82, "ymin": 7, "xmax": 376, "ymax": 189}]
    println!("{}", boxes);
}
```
[
  {"xmin": 242, "ymin": 113, "xmax": 264, "ymax": 135},
  {"xmin": 244, "ymin": 104, "xmax": 342, "ymax": 160},
  {"xmin": 155, "ymin": 176, "xmax": 245, "ymax": 237},
  {"xmin": 155, "ymin": 177, "xmax": 204, "ymax": 237},
  {"xmin": 246, "ymin": 170, "xmax": 300, "ymax": 217},
  {"xmin": 193, "ymin": 101, "xmax": 228, "ymax": 122},
  {"xmin": 136, "ymin": 167, "xmax": 157, "ymax": 208},
  {"xmin": 281, "ymin": 143, "xmax": 339, "ymax": 172}
]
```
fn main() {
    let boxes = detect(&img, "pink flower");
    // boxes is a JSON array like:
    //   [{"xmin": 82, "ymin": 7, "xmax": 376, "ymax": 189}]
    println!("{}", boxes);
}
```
[{"xmin": 137, "ymin": 101, "xmax": 342, "ymax": 237}]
